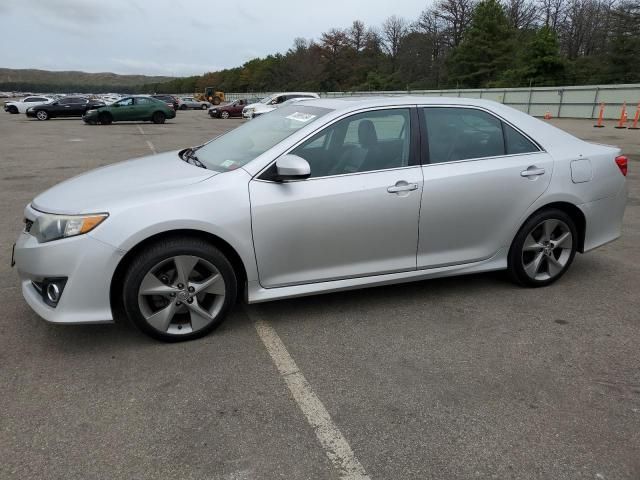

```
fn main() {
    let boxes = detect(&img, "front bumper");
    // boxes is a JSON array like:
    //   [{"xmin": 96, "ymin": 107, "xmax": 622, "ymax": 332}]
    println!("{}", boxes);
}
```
[
  {"xmin": 13, "ymin": 211, "xmax": 124, "ymax": 324},
  {"xmin": 25, "ymin": 110, "xmax": 37, "ymax": 118}
]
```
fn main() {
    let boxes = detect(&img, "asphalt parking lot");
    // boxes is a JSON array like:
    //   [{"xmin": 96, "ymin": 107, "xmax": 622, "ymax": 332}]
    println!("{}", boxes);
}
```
[{"xmin": 1, "ymin": 109, "xmax": 639, "ymax": 480}]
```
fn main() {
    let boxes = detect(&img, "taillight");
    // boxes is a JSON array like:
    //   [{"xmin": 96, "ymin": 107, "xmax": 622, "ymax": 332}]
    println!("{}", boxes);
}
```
[{"xmin": 615, "ymin": 155, "xmax": 628, "ymax": 176}]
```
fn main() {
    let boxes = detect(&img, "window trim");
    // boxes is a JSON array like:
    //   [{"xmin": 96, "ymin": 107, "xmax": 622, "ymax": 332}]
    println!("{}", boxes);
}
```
[
  {"xmin": 418, "ymin": 105, "xmax": 544, "ymax": 166},
  {"xmin": 255, "ymin": 106, "xmax": 421, "ymax": 183}
]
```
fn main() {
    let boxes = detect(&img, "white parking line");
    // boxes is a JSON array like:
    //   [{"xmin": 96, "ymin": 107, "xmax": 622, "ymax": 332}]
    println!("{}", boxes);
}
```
[
  {"xmin": 250, "ymin": 311, "xmax": 371, "ymax": 480},
  {"xmin": 136, "ymin": 124, "xmax": 156, "ymax": 154}
]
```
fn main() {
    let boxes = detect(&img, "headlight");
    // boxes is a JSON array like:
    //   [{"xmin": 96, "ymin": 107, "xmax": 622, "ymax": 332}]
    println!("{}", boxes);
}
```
[
  {"xmin": 86, "ymin": 109, "xmax": 97, "ymax": 115},
  {"xmin": 27, "ymin": 107, "xmax": 34, "ymax": 112},
  {"xmin": 30, "ymin": 212, "xmax": 108, "ymax": 243}
]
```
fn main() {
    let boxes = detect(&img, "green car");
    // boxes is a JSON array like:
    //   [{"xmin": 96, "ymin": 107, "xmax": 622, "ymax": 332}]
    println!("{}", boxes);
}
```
[{"xmin": 83, "ymin": 96, "xmax": 176, "ymax": 125}]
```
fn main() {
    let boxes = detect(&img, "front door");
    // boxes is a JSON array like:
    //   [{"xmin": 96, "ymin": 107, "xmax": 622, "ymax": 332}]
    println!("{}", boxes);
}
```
[
  {"xmin": 250, "ymin": 108, "xmax": 423, "ymax": 288},
  {"xmin": 417, "ymin": 106, "xmax": 554, "ymax": 268}
]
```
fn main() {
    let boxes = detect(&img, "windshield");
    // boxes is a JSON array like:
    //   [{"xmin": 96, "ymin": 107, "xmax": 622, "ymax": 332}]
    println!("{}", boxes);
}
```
[
  {"xmin": 260, "ymin": 95, "xmax": 276, "ymax": 104},
  {"xmin": 195, "ymin": 105, "xmax": 332, "ymax": 172}
]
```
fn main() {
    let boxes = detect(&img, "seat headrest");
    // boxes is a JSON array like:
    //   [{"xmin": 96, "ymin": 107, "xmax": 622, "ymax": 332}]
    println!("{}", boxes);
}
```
[{"xmin": 358, "ymin": 120, "xmax": 378, "ymax": 148}]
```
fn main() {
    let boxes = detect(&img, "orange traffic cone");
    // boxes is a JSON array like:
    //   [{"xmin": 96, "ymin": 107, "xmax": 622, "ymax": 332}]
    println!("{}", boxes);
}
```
[
  {"xmin": 544, "ymin": 111, "xmax": 552, "ymax": 120},
  {"xmin": 614, "ymin": 102, "xmax": 628, "ymax": 129},
  {"xmin": 630, "ymin": 102, "xmax": 640, "ymax": 130},
  {"xmin": 593, "ymin": 102, "xmax": 605, "ymax": 128}
]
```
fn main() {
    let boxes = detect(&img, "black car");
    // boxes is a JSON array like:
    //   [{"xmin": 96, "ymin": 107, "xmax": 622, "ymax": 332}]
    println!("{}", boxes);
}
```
[
  {"xmin": 26, "ymin": 96, "xmax": 106, "ymax": 120},
  {"xmin": 150, "ymin": 95, "xmax": 179, "ymax": 111}
]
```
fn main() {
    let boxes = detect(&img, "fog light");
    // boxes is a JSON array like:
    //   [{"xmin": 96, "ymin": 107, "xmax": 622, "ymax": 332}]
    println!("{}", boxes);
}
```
[
  {"xmin": 40, "ymin": 277, "xmax": 67, "ymax": 307},
  {"xmin": 46, "ymin": 283, "xmax": 60, "ymax": 304}
]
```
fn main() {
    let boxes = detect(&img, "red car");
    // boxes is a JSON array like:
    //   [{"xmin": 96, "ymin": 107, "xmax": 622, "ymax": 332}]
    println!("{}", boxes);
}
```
[{"xmin": 208, "ymin": 98, "xmax": 259, "ymax": 119}]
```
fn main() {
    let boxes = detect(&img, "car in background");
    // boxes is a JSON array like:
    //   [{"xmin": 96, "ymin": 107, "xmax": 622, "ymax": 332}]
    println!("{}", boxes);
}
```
[
  {"xmin": 178, "ymin": 97, "xmax": 211, "ymax": 110},
  {"xmin": 13, "ymin": 97, "xmax": 628, "ymax": 341},
  {"xmin": 82, "ymin": 96, "xmax": 176, "ymax": 125},
  {"xmin": 4, "ymin": 95, "xmax": 54, "ymax": 114},
  {"xmin": 26, "ymin": 96, "xmax": 105, "ymax": 120},
  {"xmin": 254, "ymin": 97, "xmax": 313, "ymax": 118},
  {"xmin": 242, "ymin": 92, "xmax": 319, "ymax": 119},
  {"xmin": 208, "ymin": 98, "xmax": 252, "ymax": 119},
  {"xmin": 151, "ymin": 95, "xmax": 179, "ymax": 111}
]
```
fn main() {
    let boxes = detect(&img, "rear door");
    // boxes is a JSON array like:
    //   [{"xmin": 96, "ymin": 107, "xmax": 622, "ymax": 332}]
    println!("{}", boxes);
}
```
[
  {"xmin": 417, "ymin": 106, "xmax": 553, "ymax": 268},
  {"xmin": 134, "ymin": 97, "xmax": 155, "ymax": 120}
]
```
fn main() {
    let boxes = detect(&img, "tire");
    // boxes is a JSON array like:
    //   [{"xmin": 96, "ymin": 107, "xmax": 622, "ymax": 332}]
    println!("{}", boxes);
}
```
[
  {"xmin": 122, "ymin": 237, "xmax": 238, "ymax": 342},
  {"xmin": 35, "ymin": 110, "xmax": 49, "ymax": 121},
  {"xmin": 152, "ymin": 111, "xmax": 166, "ymax": 124},
  {"xmin": 508, "ymin": 208, "xmax": 578, "ymax": 287},
  {"xmin": 180, "ymin": 104, "xmax": 187, "ymax": 110},
  {"xmin": 213, "ymin": 96, "xmax": 221, "ymax": 105},
  {"xmin": 201, "ymin": 104, "xmax": 208, "ymax": 110},
  {"xmin": 220, "ymin": 111, "xmax": 230, "ymax": 119},
  {"xmin": 8, "ymin": 106, "xmax": 18, "ymax": 114},
  {"xmin": 98, "ymin": 112, "xmax": 112, "ymax": 125}
]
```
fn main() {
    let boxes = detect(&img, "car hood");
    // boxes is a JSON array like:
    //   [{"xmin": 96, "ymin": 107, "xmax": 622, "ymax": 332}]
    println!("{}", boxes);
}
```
[{"xmin": 32, "ymin": 150, "xmax": 217, "ymax": 214}]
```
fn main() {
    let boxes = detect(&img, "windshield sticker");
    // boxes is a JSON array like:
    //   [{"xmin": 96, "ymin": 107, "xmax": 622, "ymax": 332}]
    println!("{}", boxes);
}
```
[
  {"xmin": 286, "ymin": 112, "xmax": 316, "ymax": 122},
  {"xmin": 221, "ymin": 160, "xmax": 236, "ymax": 168}
]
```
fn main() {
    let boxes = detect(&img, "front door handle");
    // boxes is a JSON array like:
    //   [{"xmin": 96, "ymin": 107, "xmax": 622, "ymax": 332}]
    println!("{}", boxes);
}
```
[
  {"xmin": 387, "ymin": 181, "xmax": 418, "ymax": 194},
  {"xmin": 521, "ymin": 166, "xmax": 546, "ymax": 177}
]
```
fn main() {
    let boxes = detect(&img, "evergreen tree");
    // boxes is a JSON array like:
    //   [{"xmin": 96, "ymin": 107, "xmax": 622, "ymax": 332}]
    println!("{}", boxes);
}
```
[
  {"xmin": 447, "ymin": 0, "xmax": 515, "ymax": 87},
  {"xmin": 498, "ymin": 26, "xmax": 565, "ymax": 86}
]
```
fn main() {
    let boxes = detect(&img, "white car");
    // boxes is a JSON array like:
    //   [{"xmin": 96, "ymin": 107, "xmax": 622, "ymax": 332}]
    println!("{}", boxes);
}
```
[
  {"xmin": 242, "ymin": 92, "xmax": 319, "ymax": 119},
  {"xmin": 4, "ymin": 95, "xmax": 54, "ymax": 114}
]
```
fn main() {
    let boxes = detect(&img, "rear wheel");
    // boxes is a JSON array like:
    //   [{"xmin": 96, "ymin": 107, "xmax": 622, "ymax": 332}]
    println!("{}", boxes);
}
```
[
  {"xmin": 98, "ymin": 112, "xmax": 112, "ymax": 125},
  {"xmin": 7, "ymin": 106, "xmax": 18, "ymax": 114},
  {"xmin": 152, "ymin": 111, "xmax": 166, "ymax": 124},
  {"xmin": 508, "ymin": 209, "xmax": 577, "ymax": 287},
  {"xmin": 122, "ymin": 238, "xmax": 237, "ymax": 342},
  {"xmin": 35, "ymin": 110, "xmax": 49, "ymax": 121},
  {"xmin": 212, "ymin": 96, "xmax": 221, "ymax": 105},
  {"xmin": 220, "ymin": 111, "xmax": 230, "ymax": 119}
]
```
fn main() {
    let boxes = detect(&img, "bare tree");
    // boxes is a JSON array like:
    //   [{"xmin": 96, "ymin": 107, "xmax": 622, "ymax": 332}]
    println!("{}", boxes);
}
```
[
  {"xmin": 538, "ymin": 0, "xmax": 567, "ymax": 29},
  {"xmin": 381, "ymin": 15, "xmax": 409, "ymax": 61},
  {"xmin": 432, "ymin": 0, "xmax": 476, "ymax": 47},
  {"xmin": 504, "ymin": 0, "xmax": 539, "ymax": 28},
  {"xmin": 349, "ymin": 20, "xmax": 367, "ymax": 51}
]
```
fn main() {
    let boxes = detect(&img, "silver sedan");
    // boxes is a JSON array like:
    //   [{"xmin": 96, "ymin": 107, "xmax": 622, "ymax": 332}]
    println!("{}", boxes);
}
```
[
  {"xmin": 178, "ymin": 97, "xmax": 211, "ymax": 110},
  {"xmin": 13, "ymin": 97, "xmax": 628, "ymax": 341}
]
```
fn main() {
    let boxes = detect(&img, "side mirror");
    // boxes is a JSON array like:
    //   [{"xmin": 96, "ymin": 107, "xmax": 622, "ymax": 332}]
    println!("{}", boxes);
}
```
[{"xmin": 275, "ymin": 154, "xmax": 311, "ymax": 181}]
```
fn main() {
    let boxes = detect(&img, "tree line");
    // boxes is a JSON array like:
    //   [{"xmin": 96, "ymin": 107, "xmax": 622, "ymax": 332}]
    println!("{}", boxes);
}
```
[
  {"xmin": 4, "ymin": 0, "xmax": 638, "ymax": 95},
  {"xmin": 146, "ymin": 0, "xmax": 640, "ymax": 94}
]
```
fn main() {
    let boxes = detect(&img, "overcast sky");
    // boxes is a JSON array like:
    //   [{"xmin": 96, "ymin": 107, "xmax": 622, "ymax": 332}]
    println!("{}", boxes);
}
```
[{"xmin": 0, "ymin": 0, "xmax": 430, "ymax": 77}]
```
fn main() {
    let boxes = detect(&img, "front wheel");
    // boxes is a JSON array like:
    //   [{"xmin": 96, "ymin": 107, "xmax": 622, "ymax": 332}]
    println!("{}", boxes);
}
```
[
  {"xmin": 122, "ymin": 238, "xmax": 238, "ymax": 342},
  {"xmin": 220, "ymin": 111, "xmax": 230, "ymax": 119},
  {"xmin": 508, "ymin": 209, "xmax": 577, "ymax": 287},
  {"xmin": 201, "ymin": 104, "xmax": 208, "ymax": 110},
  {"xmin": 98, "ymin": 112, "xmax": 112, "ymax": 125},
  {"xmin": 152, "ymin": 111, "xmax": 166, "ymax": 124},
  {"xmin": 36, "ymin": 110, "xmax": 49, "ymax": 121},
  {"xmin": 180, "ymin": 104, "xmax": 187, "ymax": 110}
]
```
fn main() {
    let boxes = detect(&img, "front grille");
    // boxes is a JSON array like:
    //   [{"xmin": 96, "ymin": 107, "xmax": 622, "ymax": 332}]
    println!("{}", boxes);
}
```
[{"xmin": 24, "ymin": 219, "xmax": 33, "ymax": 233}]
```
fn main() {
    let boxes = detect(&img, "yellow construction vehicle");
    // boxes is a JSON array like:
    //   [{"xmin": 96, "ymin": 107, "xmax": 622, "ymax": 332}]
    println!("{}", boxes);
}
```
[{"xmin": 195, "ymin": 87, "xmax": 224, "ymax": 105}]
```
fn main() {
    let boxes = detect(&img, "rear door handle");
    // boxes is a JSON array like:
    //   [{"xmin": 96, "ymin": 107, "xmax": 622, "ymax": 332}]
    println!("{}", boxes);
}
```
[
  {"xmin": 387, "ymin": 182, "xmax": 418, "ymax": 193},
  {"xmin": 521, "ymin": 166, "xmax": 545, "ymax": 177}
]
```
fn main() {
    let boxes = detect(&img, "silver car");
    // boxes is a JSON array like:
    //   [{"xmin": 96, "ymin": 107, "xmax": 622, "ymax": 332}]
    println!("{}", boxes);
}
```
[
  {"xmin": 13, "ymin": 97, "xmax": 628, "ymax": 341},
  {"xmin": 178, "ymin": 97, "xmax": 211, "ymax": 110}
]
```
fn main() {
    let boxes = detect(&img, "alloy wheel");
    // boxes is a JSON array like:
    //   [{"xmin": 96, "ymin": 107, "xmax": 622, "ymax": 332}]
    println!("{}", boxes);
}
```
[
  {"xmin": 36, "ymin": 110, "xmax": 48, "ymax": 120},
  {"xmin": 221, "ymin": 111, "xmax": 230, "ymax": 119},
  {"xmin": 521, "ymin": 219, "xmax": 573, "ymax": 281},
  {"xmin": 137, "ymin": 255, "xmax": 226, "ymax": 335}
]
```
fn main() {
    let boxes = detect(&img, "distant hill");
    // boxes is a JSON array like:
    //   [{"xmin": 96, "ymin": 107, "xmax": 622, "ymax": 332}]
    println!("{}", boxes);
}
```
[{"xmin": 0, "ymin": 68, "xmax": 175, "ymax": 93}]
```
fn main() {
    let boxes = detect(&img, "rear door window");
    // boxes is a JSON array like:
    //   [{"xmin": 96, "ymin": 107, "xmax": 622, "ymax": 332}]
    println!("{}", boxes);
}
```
[{"xmin": 423, "ymin": 107, "xmax": 504, "ymax": 163}]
